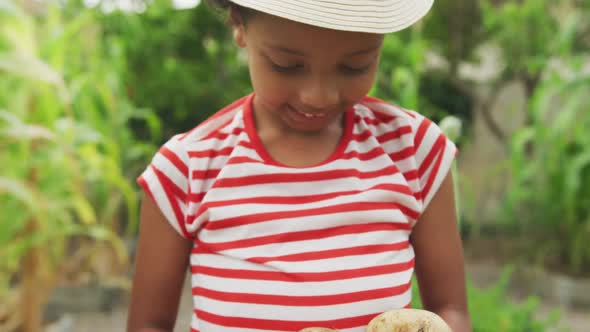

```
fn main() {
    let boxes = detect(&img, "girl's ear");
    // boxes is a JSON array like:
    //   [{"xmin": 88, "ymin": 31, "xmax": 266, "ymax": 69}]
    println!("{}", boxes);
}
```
[
  {"xmin": 233, "ymin": 26, "xmax": 246, "ymax": 48},
  {"xmin": 229, "ymin": 8, "xmax": 247, "ymax": 48}
]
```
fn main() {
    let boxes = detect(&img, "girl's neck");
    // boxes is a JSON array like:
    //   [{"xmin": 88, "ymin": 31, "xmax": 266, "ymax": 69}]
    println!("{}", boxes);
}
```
[{"xmin": 248, "ymin": 99, "xmax": 350, "ymax": 168}]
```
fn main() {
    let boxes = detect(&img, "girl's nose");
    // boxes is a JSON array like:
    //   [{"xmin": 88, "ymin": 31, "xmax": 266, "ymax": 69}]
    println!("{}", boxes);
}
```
[{"xmin": 299, "ymin": 77, "xmax": 339, "ymax": 111}]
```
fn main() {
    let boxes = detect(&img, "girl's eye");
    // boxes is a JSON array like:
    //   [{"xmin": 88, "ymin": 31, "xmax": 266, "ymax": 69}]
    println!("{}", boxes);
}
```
[
  {"xmin": 340, "ymin": 64, "xmax": 371, "ymax": 75},
  {"xmin": 270, "ymin": 61, "xmax": 303, "ymax": 73}
]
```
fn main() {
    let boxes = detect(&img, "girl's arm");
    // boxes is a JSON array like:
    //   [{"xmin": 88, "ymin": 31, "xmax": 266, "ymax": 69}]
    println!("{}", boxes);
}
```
[
  {"xmin": 410, "ymin": 172, "xmax": 472, "ymax": 332},
  {"xmin": 127, "ymin": 195, "xmax": 193, "ymax": 332}
]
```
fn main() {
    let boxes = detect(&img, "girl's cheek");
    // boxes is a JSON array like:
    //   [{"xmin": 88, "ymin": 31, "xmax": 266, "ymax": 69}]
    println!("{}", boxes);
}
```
[
  {"xmin": 344, "ymin": 80, "xmax": 373, "ymax": 102},
  {"xmin": 256, "ymin": 76, "xmax": 293, "ymax": 105},
  {"xmin": 253, "ymin": 78, "xmax": 288, "ymax": 108},
  {"xmin": 259, "ymin": 93, "xmax": 288, "ymax": 111}
]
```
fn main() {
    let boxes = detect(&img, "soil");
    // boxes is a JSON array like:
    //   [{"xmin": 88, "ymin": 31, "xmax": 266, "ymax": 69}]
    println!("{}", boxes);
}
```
[
  {"xmin": 463, "ymin": 235, "xmax": 590, "ymax": 278},
  {"xmin": 44, "ymin": 280, "xmax": 192, "ymax": 332}
]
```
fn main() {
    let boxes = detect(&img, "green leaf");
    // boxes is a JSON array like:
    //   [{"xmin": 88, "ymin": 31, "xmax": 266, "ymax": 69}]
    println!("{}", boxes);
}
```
[
  {"xmin": 1, "ymin": 124, "xmax": 56, "ymax": 142},
  {"xmin": 0, "ymin": 177, "xmax": 35, "ymax": 209},
  {"xmin": 0, "ymin": 3, "xmax": 34, "ymax": 53},
  {"xmin": 0, "ymin": 201, "xmax": 28, "ymax": 246},
  {"xmin": 438, "ymin": 115, "xmax": 463, "ymax": 142},
  {"xmin": 87, "ymin": 225, "xmax": 110, "ymax": 239},
  {"xmin": 391, "ymin": 67, "xmax": 418, "ymax": 109},
  {"xmin": 554, "ymin": 12, "xmax": 581, "ymax": 55},
  {"xmin": 0, "ymin": 52, "xmax": 70, "ymax": 102},
  {"xmin": 564, "ymin": 150, "xmax": 590, "ymax": 211},
  {"xmin": 0, "ymin": 52, "xmax": 60, "ymax": 83},
  {"xmin": 71, "ymin": 196, "xmax": 97, "ymax": 225}
]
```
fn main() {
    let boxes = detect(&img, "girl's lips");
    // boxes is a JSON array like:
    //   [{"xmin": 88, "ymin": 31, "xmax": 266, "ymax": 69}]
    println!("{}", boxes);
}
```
[
  {"xmin": 288, "ymin": 106, "xmax": 327, "ymax": 122},
  {"xmin": 294, "ymin": 108, "xmax": 326, "ymax": 119},
  {"xmin": 286, "ymin": 105, "xmax": 329, "ymax": 127}
]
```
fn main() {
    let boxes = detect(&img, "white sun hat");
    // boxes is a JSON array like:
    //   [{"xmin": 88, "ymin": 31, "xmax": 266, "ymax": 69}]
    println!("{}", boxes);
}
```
[{"xmin": 228, "ymin": 0, "xmax": 434, "ymax": 34}]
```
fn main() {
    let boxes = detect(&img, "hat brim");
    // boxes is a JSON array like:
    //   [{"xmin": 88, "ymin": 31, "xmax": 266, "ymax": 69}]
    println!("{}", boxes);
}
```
[{"xmin": 230, "ymin": 0, "xmax": 434, "ymax": 34}]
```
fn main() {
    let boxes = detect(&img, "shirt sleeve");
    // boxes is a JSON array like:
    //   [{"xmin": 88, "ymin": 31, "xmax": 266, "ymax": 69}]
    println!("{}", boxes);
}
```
[
  {"xmin": 410, "ymin": 111, "xmax": 458, "ymax": 210},
  {"xmin": 137, "ymin": 135, "xmax": 193, "ymax": 239}
]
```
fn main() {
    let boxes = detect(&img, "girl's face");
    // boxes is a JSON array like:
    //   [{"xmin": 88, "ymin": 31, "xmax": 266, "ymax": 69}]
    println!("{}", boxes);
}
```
[{"xmin": 233, "ymin": 11, "xmax": 384, "ymax": 136}]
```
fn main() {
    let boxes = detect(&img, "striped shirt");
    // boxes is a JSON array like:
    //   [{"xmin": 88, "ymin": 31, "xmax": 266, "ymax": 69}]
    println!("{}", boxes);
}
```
[{"xmin": 137, "ymin": 94, "xmax": 457, "ymax": 332}]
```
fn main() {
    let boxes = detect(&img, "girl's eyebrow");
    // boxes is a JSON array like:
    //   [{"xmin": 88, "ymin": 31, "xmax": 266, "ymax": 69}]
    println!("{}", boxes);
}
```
[
  {"xmin": 264, "ymin": 44, "xmax": 306, "ymax": 56},
  {"xmin": 346, "ymin": 45, "xmax": 381, "ymax": 56},
  {"xmin": 264, "ymin": 43, "xmax": 381, "ymax": 57}
]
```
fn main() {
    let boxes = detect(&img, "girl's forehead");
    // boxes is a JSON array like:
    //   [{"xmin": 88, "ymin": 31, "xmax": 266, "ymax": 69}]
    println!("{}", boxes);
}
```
[{"xmin": 248, "ymin": 13, "xmax": 384, "ymax": 55}]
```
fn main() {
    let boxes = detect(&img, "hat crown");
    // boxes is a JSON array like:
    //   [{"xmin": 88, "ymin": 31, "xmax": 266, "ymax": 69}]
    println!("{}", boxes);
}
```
[{"xmin": 229, "ymin": 0, "xmax": 434, "ymax": 34}]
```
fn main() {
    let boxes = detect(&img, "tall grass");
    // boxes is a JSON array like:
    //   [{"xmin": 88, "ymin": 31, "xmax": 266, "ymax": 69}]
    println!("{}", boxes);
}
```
[{"xmin": 0, "ymin": 2, "xmax": 158, "ymax": 330}]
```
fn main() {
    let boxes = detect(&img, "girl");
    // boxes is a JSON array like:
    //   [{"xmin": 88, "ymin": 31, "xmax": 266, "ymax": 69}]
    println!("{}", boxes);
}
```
[{"xmin": 127, "ymin": 1, "xmax": 471, "ymax": 331}]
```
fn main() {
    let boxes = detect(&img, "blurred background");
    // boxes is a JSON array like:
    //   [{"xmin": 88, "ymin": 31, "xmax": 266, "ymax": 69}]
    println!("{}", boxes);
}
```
[{"xmin": 1, "ymin": 0, "xmax": 589, "ymax": 331}]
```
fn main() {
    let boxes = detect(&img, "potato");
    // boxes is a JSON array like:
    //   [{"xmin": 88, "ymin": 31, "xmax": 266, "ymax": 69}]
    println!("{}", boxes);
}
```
[
  {"xmin": 298, "ymin": 328, "xmax": 340, "ymax": 332},
  {"xmin": 366, "ymin": 309, "xmax": 452, "ymax": 332}
]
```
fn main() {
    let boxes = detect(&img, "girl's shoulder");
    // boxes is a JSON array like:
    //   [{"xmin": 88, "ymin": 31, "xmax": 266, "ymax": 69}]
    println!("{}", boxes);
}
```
[
  {"xmin": 356, "ymin": 96, "xmax": 430, "ymax": 133},
  {"xmin": 177, "ymin": 95, "xmax": 251, "ymax": 145},
  {"xmin": 150, "ymin": 95, "xmax": 250, "ymax": 177}
]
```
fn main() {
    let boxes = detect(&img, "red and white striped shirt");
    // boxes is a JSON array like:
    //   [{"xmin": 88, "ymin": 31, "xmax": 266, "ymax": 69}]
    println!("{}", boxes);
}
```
[{"xmin": 138, "ymin": 94, "xmax": 457, "ymax": 332}]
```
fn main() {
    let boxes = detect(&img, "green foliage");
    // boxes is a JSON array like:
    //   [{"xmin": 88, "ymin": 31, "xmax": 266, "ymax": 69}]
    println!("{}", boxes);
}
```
[
  {"xmin": 481, "ymin": 0, "xmax": 560, "ymax": 80},
  {"xmin": 439, "ymin": 0, "xmax": 590, "ymax": 274},
  {"xmin": 466, "ymin": 269, "xmax": 560, "ymax": 331},
  {"xmin": 413, "ymin": 269, "xmax": 561, "ymax": 331},
  {"xmin": 477, "ymin": 0, "xmax": 589, "ymax": 121},
  {"xmin": 372, "ymin": 29, "xmax": 428, "ymax": 113},
  {"xmin": 371, "ymin": 26, "xmax": 474, "ymax": 139},
  {"xmin": 423, "ymin": 0, "xmax": 484, "ymax": 72},
  {"xmin": 502, "ymin": 62, "xmax": 590, "ymax": 275},
  {"xmin": 100, "ymin": 0, "xmax": 476, "ymax": 142},
  {"xmin": 0, "ymin": 0, "xmax": 155, "ymax": 304},
  {"xmin": 100, "ymin": 0, "xmax": 251, "ymax": 139}
]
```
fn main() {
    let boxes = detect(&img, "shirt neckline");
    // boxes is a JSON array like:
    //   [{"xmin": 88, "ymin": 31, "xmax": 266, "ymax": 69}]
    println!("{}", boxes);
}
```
[{"xmin": 242, "ymin": 94, "xmax": 355, "ymax": 169}]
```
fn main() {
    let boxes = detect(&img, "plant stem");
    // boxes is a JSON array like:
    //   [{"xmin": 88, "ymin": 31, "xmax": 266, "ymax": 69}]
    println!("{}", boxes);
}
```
[
  {"xmin": 22, "ymin": 213, "xmax": 43, "ymax": 332},
  {"xmin": 22, "ymin": 96, "xmax": 44, "ymax": 332}
]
